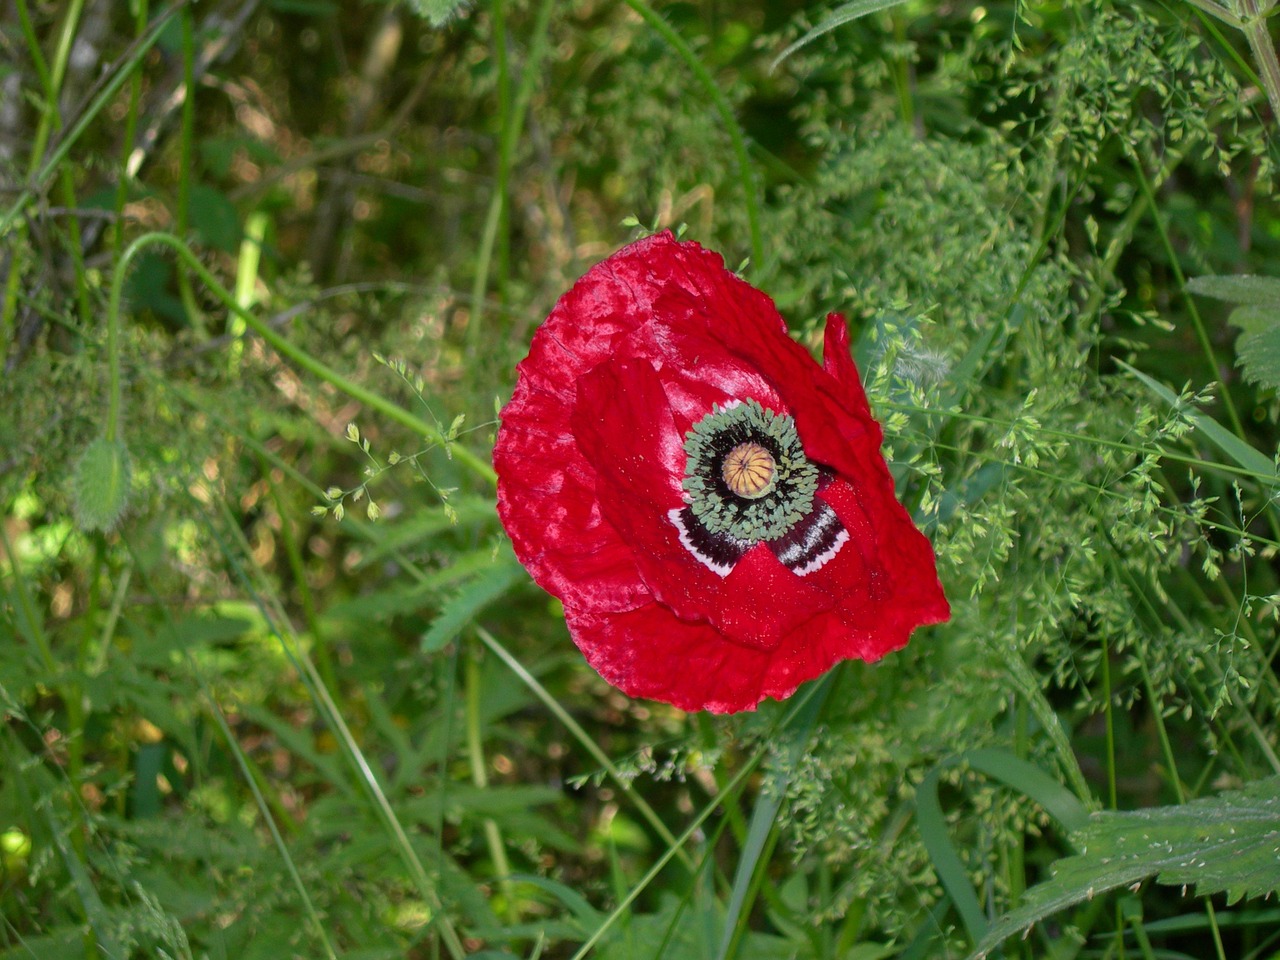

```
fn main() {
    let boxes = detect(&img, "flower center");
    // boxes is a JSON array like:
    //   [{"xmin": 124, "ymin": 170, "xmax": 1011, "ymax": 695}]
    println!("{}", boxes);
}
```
[
  {"xmin": 680, "ymin": 399, "xmax": 819, "ymax": 542},
  {"xmin": 722, "ymin": 442, "xmax": 776, "ymax": 499}
]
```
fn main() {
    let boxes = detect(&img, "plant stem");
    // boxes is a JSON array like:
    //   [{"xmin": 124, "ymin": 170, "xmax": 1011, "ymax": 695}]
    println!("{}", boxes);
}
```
[
  {"xmin": 176, "ymin": 3, "xmax": 205, "ymax": 335},
  {"xmin": 1130, "ymin": 152, "xmax": 1247, "ymax": 441}
]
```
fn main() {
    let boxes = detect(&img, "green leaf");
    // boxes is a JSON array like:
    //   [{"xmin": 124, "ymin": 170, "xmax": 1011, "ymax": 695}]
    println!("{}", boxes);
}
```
[
  {"xmin": 1185, "ymin": 276, "xmax": 1280, "ymax": 391},
  {"xmin": 504, "ymin": 873, "xmax": 605, "ymax": 929},
  {"xmin": 1186, "ymin": 274, "xmax": 1280, "ymax": 307},
  {"xmin": 123, "ymin": 251, "xmax": 186, "ymax": 324},
  {"xmin": 917, "ymin": 764, "xmax": 987, "ymax": 945},
  {"xmin": 420, "ymin": 546, "xmax": 524, "ymax": 652},
  {"xmin": 72, "ymin": 436, "xmax": 132, "ymax": 532},
  {"xmin": 970, "ymin": 777, "xmax": 1280, "ymax": 959},
  {"xmin": 1235, "ymin": 323, "xmax": 1280, "ymax": 393},
  {"xmin": 1225, "ymin": 305, "xmax": 1276, "ymax": 335},
  {"xmin": 770, "ymin": 0, "xmax": 913, "ymax": 71}
]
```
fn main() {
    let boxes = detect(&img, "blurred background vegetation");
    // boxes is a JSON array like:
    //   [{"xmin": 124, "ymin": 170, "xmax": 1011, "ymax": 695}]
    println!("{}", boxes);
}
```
[{"xmin": 3, "ymin": 0, "xmax": 1280, "ymax": 957}]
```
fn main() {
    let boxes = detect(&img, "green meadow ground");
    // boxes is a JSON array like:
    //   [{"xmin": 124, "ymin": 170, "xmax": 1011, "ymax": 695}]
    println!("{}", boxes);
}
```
[{"xmin": 3, "ymin": 0, "xmax": 1280, "ymax": 957}]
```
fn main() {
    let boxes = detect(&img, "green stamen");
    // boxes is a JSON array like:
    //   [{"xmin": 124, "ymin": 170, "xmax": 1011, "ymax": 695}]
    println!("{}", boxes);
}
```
[{"xmin": 681, "ymin": 400, "xmax": 818, "ymax": 542}]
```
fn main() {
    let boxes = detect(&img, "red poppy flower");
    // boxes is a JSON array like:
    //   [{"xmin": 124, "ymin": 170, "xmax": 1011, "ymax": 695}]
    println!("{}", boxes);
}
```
[{"xmin": 494, "ymin": 232, "xmax": 949, "ymax": 713}]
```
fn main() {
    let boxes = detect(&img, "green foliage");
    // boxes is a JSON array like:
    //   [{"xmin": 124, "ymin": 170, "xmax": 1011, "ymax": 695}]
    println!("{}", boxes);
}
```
[
  {"xmin": 972, "ymin": 777, "xmax": 1280, "ymax": 958},
  {"xmin": 401, "ymin": 0, "xmax": 472, "ymax": 29},
  {"xmin": 420, "ymin": 546, "xmax": 525, "ymax": 652},
  {"xmin": 3, "ymin": 0, "xmax": 1280, "ymax": 957}
]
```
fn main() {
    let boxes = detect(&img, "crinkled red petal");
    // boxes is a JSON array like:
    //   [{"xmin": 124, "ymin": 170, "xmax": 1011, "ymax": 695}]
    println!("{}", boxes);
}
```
[
  {"xmin": 570, "ymin": 355, "xmax": 723, "ymax": 622},
  {"xmin": 566, "ymin": 602, "xmax": 774, "ymax": 714},
  {"xmin": 815, "ymin": 479, "xmax": 950, "ymax": 654},
  {"xmin": 712, "ymin": 543, "xmax": 832, "ymax": 651}
]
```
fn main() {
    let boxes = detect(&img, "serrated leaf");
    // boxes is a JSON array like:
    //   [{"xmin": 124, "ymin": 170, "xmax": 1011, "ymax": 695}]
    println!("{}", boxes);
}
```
[
  {"xmin": 1187, "ymin": 274, "xmax": 1280, "ymax": 307},
  {"xmin": 1235, "ymin": 323, "xmax": 1280, "ymax": 393},
  {"xmin": 403, "ymin": 0, "xmax": 470, "ymax": 28},
  {"xmin": 1226, "ymin": 305, "xmax": 1276, "ymax": 335},
  {"xmin": 421, "ymin": 547, "xmax": 524, "ymax": 652},
  {"xmin": 969, "ymin": 777, "xmax": 1280, "ymax": 959},
  {"xmin": 72, "ymin": 437, "xmax": 132, "ymax": 532},
  {"xmin": 1184, "ymin": 276, "xmax": 1280, "ymax": 393}
]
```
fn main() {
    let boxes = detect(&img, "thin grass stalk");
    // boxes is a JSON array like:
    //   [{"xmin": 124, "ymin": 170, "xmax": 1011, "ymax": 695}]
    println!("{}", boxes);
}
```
[
  {"xmin": 718, "ymin": 820, "xmax": 781, "ymax": 960},
  {"xmin": 891, "ymin": 12, "xmax": 913, "ymax": 129},
  {"xmin": 1089, "ymin": 490, "xmax": 1277, "ymax": 777},
  {"xmin": 156, "ymin": 373, "xmax": 442, "ymax": 585},
  {"xmin": 1009, "ymin": 702, "xmax": 1029, "ymax": 952},
  {"xmin": 1163, "ymin": 527, "xmax": 1280, "ymax": 707},
  {"xmin": 1101, "ymin": 635, "xmax": 1118, "ymax": 811},
  {"xmin": 995, "ymin": 642, "xmax": 1096, "ymax": 809},
  {"xmin": 434, "ymin": 644, "xmax": 461, "ymax": 923},
  {"xmin": 0, "ymin": 526, "xmax": 99, "ymax": 958},
  {"xmin": 113, "ymin": 0, "xmax": 147, "ymax": 259},
  {"xmin": 63, "ymin": 541, "xmax": 107, "ymax": 851},
  {"xmin": 176, "ymin": 3, "xmax": 205, "ymax": 334},
  {"xmin": 493, "ymin": 0, "xmax": 513, "ymax": 298},
  {"xmin": 567, "ymin": 749, "xmax": 762, "ymax": 960},
  {"xmin": 0, "ymin": 522, "xmax": 58, "ymax": 676},
  {"xmin": 1121, "ymin": 509, "xmax": 1280, "ymax": 776},
  {"xmin": 229, "ymin": 210, "xmax": 269, "ymax": 374},
  {"xmin": 1099, "ymin": 535, "xmax": 1234, "ymax": 953},
  {"xmin": 696, "ymin": 713, "xmax": 749, "ymax": 846},
  {"xmin": 1129, "ymin": 150, "xmax": 1247, "ymax": 441},
  {"xmin": 13, "ymin": 0, "xmax": 52, "ymax": 95},
  {"xmin": 3, "ymin": 0, "xmax": 81, "ymax": 345},
  {"xmin": 1240, "ymin": 0, "xmax": 1280, "ymax": 124},
  {"xmin": 717, "ymin": 676, "xmax": 829, "ymax": 960},
  {"xmin": 565, "ymin": 686, "xmax": 825, "ymax": 960},
  {"xmin": 1133, "ymin": 648, "xmax": 1228, "ymax": 960},
  {"xmin": 1103, "ymin": 633, "xmax": 1126, "ymax": 954},
  {"xmin": 887, "ymin": 398, "xmax": 1280, "ymax": 490},
  {"xmin": 26, "ymin": 0, "xmax": 86, "ymax": 179},
  {"xmin": 264, "ymin": 461, "xmax": 338, "ymax": 692},
  {"xmin": 919, "ymin": 429, "xmax": 1280, "ymax": 570}
]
